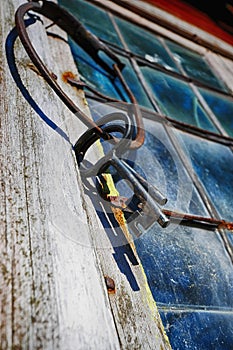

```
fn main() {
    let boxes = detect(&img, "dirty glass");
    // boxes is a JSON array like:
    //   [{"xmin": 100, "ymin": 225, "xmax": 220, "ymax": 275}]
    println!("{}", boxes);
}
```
[
  {"xmin": 87, "ymin": 100, "xmax": 233, "ymax": 350},
  {"xmin": 179, "ymin": 131, "xmax": 233, "ymax": 222},
  {"xmin": 114, "ymin": 17, "xmax": 177, "ymax": 71},
  {"xmin": 160, "ymin": 311, "xmax": 233, "ymax": 350},
  {"xmin": 132, "ymin": 120, "xmax": 233, "ymax": 305},
  {"xmin": 128, "ymin": 120, "xmax": 193, "ymax": 212},
  {"xmin": 91, "ymin": 106, "xmax": 233, "ymax": 350},
  {"xmin": 140, "ymin": 67, "xmax": 218, "ymax": 131},
  {"xmin": 166, "ymin": 39, "xmax": 228, "ymax": 92},
  {"xmin": 59, "ymin": 0, "xmax": 122, "ymax": 46},
  {"xmin": 200, "ymin": 88, "xmax": 233, "ymax": 138},
  {"xmin": 59, "ymin": 1, "xmax": 233, "ymax": 349},
  {"xmin": 135, "ymin": 220, "xmax": 233, "ymax": 308}
]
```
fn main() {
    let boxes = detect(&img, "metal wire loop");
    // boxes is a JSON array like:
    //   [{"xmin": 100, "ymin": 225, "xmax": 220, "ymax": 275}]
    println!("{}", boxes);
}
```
[
  {"xmin": 13, "ymin": 1, "xmax": 233, "ymax": 234},
  {"xmin": 74, "ymin": 112, "xmax": 133, "ymax": 177},
  {"xmin": 15, "ymin": 1, "xmax": 170, "ymax": 230},
  {"xmin": 15, "ymin": 0, "xmax": 145, "ymax": 149}
]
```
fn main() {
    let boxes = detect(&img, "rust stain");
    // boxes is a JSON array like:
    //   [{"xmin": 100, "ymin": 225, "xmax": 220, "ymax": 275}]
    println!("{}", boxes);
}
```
[
  {"xmin": 219, "ymin": 222, "xmax": 233, "ymax": 231},
  {"xmin": 62, "ymin": 71, "xmax": 77, "ymax": 83},
  {"xmin": 111, "ymin": 206, "xmax": 129, "ymax": 236},
  {"xmin": 104, "ymin": 276, "xmax": 116, "ymax": 294}
]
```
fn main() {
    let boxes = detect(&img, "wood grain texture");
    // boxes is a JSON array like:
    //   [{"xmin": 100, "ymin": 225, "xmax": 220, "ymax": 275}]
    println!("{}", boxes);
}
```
[
  {"xmin": 1, "ymin": 1, "xmax": 119, "ymax": 349},
  {"xmin": 0, "ymin": 1, "xmax": 171, "ymax": 349}
]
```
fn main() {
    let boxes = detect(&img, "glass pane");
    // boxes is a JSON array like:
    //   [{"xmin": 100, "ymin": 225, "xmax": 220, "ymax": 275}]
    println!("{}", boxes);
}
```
[
  {"xmin": 86, "ymin": 101, "xmax": 233, "ymax": 349},
  {"xmin": 179, "ymin": 131, "xmax": 233, "ymax": 222},
  {"xmin": 200, "ymin": 88, "xmax": 233, "ymax": 138},
  {"xmin": 115, "ymin": 17, "xmax": 177, "ymax": 71},
  {"xmin": 128, "ymin": 120, "xmax": 196, "ymax": 212},
  {"xmin": 69, "ymin": 39, "xmax": 153, "ymax": 109},
  {"xmin": 130, "ymin": 120, "xmax": 233, "ymax": 348},
  {"xmin": 160, "ymin": 311, "xmax": 233, "ymax": 350},
  {"xmin": 135, "ymin": 222, "xmax": 233, "ymax": 307},
  {"xmin": 141, "ymin": 68, "xmax": 218, "ymax": 131},
  {"xmin": 59, "ymin": 0, "xmax": 122, "ymax": 46},
  {"xmin": 130, "ymin": 121, "xmax": 233, "ymax": 308},
  {"xmin": 166, "ymin": 40, "xmax": 228, "ymax": 92}
]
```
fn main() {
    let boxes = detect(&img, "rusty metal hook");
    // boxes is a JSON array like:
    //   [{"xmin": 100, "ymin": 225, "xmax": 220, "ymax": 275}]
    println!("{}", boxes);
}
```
[
  {"xmin": 15, "ymin": 0, "xmax": 145, "ymax": 149},
  {"xmin": 14, "ymin": 1, "xmax": 170, "ymax": 230}
]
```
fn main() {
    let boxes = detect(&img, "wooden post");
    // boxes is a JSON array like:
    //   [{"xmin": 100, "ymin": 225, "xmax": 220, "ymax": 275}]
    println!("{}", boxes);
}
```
[{"xmin": 0, "ymin": 1, "xmax": 171, "ymax": 349}]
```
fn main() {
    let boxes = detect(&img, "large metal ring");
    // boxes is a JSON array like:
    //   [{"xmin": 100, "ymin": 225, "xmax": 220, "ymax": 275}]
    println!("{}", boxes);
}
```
[{"xmin": 74, "ymin": 112, "xmax": 133, "ymax": 177}]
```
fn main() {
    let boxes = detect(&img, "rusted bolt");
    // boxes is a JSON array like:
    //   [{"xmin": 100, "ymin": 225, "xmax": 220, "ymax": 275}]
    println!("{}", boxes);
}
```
[
  {"xmin": 62, "ymin": 71, "xmax": 76, "ymax": 83},
  {"xmin": 104, "ymin": 276, "xmax": 116, "ymax": 294}
]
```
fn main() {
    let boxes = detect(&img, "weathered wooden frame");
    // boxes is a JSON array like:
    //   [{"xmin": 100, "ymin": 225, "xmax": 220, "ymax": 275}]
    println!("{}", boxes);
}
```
[{"xmin": 0, "ymin": 1, "xmax": 172, "ymax": 348}]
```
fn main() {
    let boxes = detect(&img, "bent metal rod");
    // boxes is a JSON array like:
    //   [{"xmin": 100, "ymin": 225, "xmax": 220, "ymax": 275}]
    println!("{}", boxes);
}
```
[
  {"xmin": 15, "ymin": 0, "xmax": 145, "ymax": 149},
  {"xmin": 14, "ymin": 1, "xmax": 233, "ymax": 234},
  {"xmin": 15, "ymin": 0, "xmax": 170, "ymax": 229}
]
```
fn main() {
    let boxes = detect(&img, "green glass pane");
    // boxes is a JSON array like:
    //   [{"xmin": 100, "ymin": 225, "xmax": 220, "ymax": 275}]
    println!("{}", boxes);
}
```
[
  {"xmin": 166, "ymin": 40, "xmax": 227, "ymax": 92},
  {"xmin": 200, "ymin": 88, "xmax": 233, "ymax": 138},
  {"xmin": 115, "ymin": 17, "xmax": 177, "ymax": 71},
  {"xmin": 59, "ymin": 0, "xmax": 122, "ymax": 46},
  {"xmin": 119, "ymin": 58, "xmax": 154, "ymax": 109},
  {"xmin": 141, "ymin": 67, "xmax": 218, "ymax": 131},
  {"xmin": 69, "ymin": 39, "xmax": 153, "ymax": 109}
]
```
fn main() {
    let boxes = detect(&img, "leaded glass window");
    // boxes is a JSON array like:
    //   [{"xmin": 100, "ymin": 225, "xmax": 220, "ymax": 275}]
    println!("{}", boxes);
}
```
[{"xmin": 59, "ymin": 0, "xmax": 233, "ymax": 348}]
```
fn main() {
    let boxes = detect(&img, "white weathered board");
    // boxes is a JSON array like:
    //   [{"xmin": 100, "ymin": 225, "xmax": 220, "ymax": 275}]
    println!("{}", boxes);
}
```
[{"xmin": 0, "ymin": 1, "xmax": 171, "ymax": 349}]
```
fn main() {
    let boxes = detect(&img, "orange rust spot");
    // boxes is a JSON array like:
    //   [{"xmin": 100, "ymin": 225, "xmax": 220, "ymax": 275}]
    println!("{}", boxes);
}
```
[
  {"xmin": 104, "ymin": 276, "xmax": 116, "ymax": 294},
  {"xmin": 62, "ymin": 71, "xmax": 76, "ymax": 83},
  {"xmin": 219, "ymin": 222, "xmax": 233, "ymax": 231}
]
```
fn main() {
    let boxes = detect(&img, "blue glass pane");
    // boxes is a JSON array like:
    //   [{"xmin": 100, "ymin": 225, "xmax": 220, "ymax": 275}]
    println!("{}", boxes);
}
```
[
  {"xmin": 69, "ymin": 39, "xmax": 153, "ymax": 109},
  {"xmin": 160, "ymin": 311, "xmax": 233, "ymax": 350},
  {"xmin": 166, "ymin": 40, "xmax": 228, "ymax": 92},
  {"xmin": 129, "ymin": 120, "xmax": 197, "ymax": 212},
  {"xmin": 200, "ymin": 88, "xmax": 233, "ymax": 138},
  {"xmin": 140, "ymin": 68, "xmax": 218, "ymax": 132},
  {"xmin": 179, "ymin": 132, "xmax": 233, "ymax": 222},
  {"xmin": 114, "ymin": 17, "xmax": 177, "ymax": 71},
  {"xmin": 124, "ymin": 120, "xmax": 233, "ymax": 306},
  {"xmin": 227, "ymin": 231, "xmax": 233, "ymax": 247},
  {"xmin": 135, "ymin": 223, "xmax": 233, "ymax": 307},
  {"xmin": 132, "ymin": 120, "xmax": 233, "ymax": 347},
  {"xmin": 86, "ymin": 101, "xmax": 233, "ymax": 348},
  {"xmin": 59, "ymin": 0, "xmax": 122, "ymax": 46}
]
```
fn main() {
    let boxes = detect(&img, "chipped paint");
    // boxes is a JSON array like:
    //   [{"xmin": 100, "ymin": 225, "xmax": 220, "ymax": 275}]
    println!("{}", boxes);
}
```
[{"xmin": 99, "ymin": 156, "xmax": 171, "ymax": 349}]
